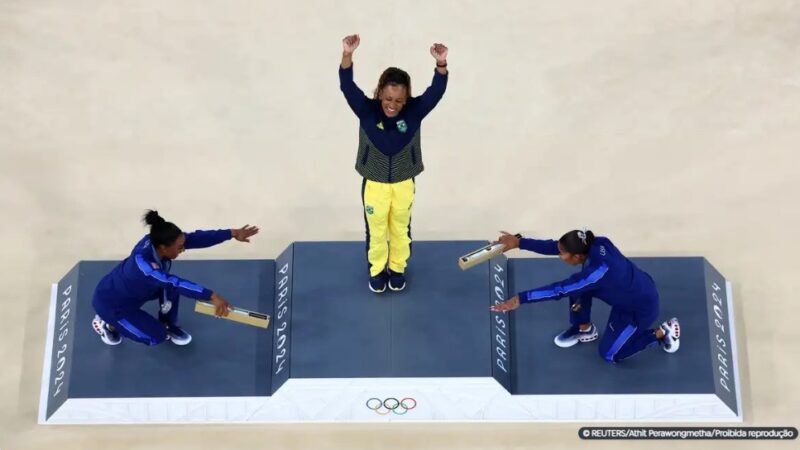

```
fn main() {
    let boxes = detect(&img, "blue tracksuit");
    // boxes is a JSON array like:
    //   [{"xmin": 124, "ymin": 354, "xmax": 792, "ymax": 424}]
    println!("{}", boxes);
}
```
[
  {"xmin": 517, "ymin": 236, "xmax": 660, "ymax": 363},
  {"xmin": 92, "ymin": 229, "xmax": 231, "ymax": 345}
]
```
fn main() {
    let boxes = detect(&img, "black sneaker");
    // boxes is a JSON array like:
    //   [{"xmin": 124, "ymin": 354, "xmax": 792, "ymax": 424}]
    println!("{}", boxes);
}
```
[
  {"xmin": 387, "ymin": 269, "xmax": 406, "ymax": 292},
  {"xmin": 369, "ymin": 271, "xmax": 388, "ymax": 293}
]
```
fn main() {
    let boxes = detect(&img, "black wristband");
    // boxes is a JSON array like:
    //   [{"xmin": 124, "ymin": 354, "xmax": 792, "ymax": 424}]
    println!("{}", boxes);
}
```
[
  {"xmin": 436, "ymin": 61, "xmax": 447, "ymax": 68},
  {"xmin": 514, "ymin": 233, "xmax": 522, "ymax": 239}
]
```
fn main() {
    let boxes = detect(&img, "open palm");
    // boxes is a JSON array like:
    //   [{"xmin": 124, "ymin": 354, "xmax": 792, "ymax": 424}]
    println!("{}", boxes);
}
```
[{"xmin": 232, "ymin": 224, "xmax": 259, "ymax": 243}]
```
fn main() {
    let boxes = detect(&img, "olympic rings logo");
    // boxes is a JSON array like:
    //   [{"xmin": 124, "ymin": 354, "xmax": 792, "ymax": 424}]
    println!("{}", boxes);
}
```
[{"xmin": 366, "ymin": 397, "xmax": 417, "ymax": 415}]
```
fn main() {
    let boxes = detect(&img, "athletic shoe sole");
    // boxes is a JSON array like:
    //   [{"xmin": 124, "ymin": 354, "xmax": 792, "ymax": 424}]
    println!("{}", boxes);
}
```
[
  {"xmin": 368, "ymin": 282, "xmax": 386, "ymax": 293},
  {"xmin": 661, "ymin": 318, "xmax": 681, "ymax": 353},
  {"xmin": 554, "ymin": 326, "xmax": 598, "ymax": 348},
  {"xmin": 92, "ymin": 317, "xmax": 121, "ymax": 346},
  {"xmin": 167, "ymin": 332, "xmax": 192, "ymax": 346}
]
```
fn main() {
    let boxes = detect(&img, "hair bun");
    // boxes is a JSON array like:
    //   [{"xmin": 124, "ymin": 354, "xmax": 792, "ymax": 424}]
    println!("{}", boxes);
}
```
[
  {"xmin": 143, "ymin": 209, "xmax": 166, "ymax": 226},
  {"xmin": 559, "ymin": 229, "xmax": 595, "ymax": 255}
]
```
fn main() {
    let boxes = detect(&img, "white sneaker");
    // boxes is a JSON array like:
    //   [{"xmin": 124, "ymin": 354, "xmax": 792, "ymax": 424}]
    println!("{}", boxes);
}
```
[
  {"xmin": 165, "ymin": 323, "xmax": 192, "ymax": 346},
  {"xmin": 660, "ymin": 318, "xmax": 680, "ymax": 353},
  {"xmin": 554, "ymin": 324, "xmax": 598, "ymax": 348},
  {"xmin": 92, "ymin": 315, "xmax": 121, "ymax": 346}
]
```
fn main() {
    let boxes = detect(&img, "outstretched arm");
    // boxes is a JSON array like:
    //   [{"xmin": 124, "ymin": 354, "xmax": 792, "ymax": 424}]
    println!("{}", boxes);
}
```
[
  {"xmin": 184, "ymin": 229, "xmax": 232, "ymax": 249},
  {"xmin": 518, "ymin": 262, "xmax": 609, "ymax": 304},
  {"xmin": 519, "ymin": 238, "xmax": 560, "ymax": 255},
  {"xmin": 494, "ymin": 231, "xmax": 560, "ymax": 255},
  {"xmin": 184, "ymin": 225, "xmax": 259, "ymax": 249},
  {"xmin": 492, "ymin": 263, "xmax": 609, "ymax": 313}
]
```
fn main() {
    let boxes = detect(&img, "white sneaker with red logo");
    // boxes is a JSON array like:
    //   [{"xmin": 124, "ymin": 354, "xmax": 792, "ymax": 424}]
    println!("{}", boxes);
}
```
[
  {"xmin": 92, "ymin": 315, "xmax": 121, "ymax": 346},
  {"xmin": 660, "ymin": 317, "xmax": 681, "ymax": 353}
]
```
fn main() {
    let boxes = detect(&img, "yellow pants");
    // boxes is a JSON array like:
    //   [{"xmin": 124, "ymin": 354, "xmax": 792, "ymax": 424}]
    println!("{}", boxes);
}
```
[{"xmin": 361, "ymin": 178, "xmax": 415, "ymax": 277}]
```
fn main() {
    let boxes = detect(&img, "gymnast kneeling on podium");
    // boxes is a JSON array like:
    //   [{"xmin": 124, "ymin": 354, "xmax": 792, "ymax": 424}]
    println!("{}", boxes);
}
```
[
  {"xmin": 490, "ymin": 230, "xmax": 681, "ymax": 363},
  {"xmin": 91, "ymin": 210, "xmax": 258, "ymax": 346}
]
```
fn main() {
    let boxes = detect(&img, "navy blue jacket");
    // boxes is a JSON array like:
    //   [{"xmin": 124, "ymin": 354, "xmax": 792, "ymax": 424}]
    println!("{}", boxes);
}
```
[
  {"xmin": 517, "ymin": 236, "xmax": 658, "ymax": 314},
  {"xmin": 94, "ymin": 230, "xmax": 231, "ymax": 311},
  {"xmin": 339, "ymin": 65, "xmax": 447, "ymax": 156}
]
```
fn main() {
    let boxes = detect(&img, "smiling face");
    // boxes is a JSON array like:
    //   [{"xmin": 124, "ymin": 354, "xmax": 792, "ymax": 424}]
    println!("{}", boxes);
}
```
[
  {"xmin": 373, "ymin": 67, "xmax": 412, "ymax": 117},
  {"xmin": 379, "ymin": 84, "xmax": 407, "ymax": 117}
]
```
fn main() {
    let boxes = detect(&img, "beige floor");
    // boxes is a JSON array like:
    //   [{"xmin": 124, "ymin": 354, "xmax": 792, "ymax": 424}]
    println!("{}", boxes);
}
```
[{"xmin": 2, "ymin": 1, "xmax": 799, "ymax": 449}]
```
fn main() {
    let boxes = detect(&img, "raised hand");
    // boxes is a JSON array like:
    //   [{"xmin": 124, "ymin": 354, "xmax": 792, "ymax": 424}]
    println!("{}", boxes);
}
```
[
  {"xmin": 232, "ymin": 224, "xmax": 259, "ymax": 243},
  {"xmin": 342, "ymin": 34, "xmax": 360, "ymax": 55},
  {"xmin": 430, "ymin": 43, "xmax": 448, "ymax": 63},
  {"xmin": 490, "ymin": 295, "xmax": 521, "ymax": 313}
]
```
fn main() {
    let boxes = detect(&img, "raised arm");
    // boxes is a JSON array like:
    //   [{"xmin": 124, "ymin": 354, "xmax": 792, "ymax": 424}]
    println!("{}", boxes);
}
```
[
  {"xmin": 410, "ymin": 43, "xmax": 449, "ymax": 119},
  {"xmin": 339, "ymin": 34, "xmax": 369, "ymax": 116}
]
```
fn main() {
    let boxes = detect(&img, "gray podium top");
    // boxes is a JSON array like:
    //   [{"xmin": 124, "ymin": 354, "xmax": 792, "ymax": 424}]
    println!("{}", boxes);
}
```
[
  {"xmin": 67, "ymin": 260, "xmax": 275, "ymax": 399},
  {"xmin": 509, "ymin": 256, "xmax": 715, "ymax": 395},
  {"xmin": 289, "ymin": 240, "xmax": 493, "ymax": 378}
]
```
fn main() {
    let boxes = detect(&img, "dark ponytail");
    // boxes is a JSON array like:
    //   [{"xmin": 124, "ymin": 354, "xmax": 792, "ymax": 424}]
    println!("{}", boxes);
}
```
[
  {"xmin": 142, "ymin": 210, "xmax": 182, "ymax": 247},
  {"xmin": 373, "ymin": 67, "xmax": 412, "ymax": 99},
  {"xmin": 559, "ymin": 229, "xmax": 595, "ymax": 255}
]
